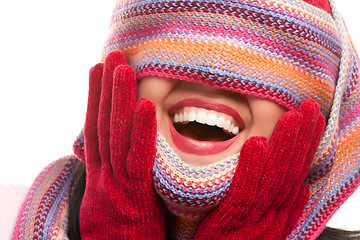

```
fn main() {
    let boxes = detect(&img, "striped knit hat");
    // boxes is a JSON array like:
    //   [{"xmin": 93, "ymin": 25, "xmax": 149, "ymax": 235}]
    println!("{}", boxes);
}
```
[{"xmin": 98, "ymin": 0, "xmax": 360, "ymax": 239}]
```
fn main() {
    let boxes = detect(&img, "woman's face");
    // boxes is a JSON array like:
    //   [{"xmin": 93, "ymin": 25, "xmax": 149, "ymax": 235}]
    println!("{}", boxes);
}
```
[{"xmin": 138, "ymin": 76, "xmax": 287, "ymax": 166}]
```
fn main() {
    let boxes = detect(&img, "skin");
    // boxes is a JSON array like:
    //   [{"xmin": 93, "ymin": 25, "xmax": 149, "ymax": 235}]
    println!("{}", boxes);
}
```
[{"xmin": 138, "ymin": 76, "xmax": 287, "ymax": 166}]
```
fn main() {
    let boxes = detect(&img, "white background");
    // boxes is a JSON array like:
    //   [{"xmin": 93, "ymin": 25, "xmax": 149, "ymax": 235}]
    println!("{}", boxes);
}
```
[{"xmin": 0, "ymin": 0, "xmax": 359, "ymax": 230}]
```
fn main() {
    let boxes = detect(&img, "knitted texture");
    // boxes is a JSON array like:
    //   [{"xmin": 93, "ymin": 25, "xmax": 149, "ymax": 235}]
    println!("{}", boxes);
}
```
[
  {"xmin": 12, "ymin": 156, "xmax": 79, "ymax": 240},
  {"xmin": 102, "ymin": 0, "xmax": 341, "ymax": 119},
  {"xmin": 303, "ymin": 0, "xmax": 331, "ymax": 13},
  {"xmin": 193, "ymin": 99, "xmax": 326, "ymax": 240},
  {"xmin": 73, "ymin": 129, "xmax": 84, "ymax": 161},
  {"xmin": 288, "ymin": 1, "xmax": 360, "ymax": 239},
  {"xmin": 98, "ymin": 0, "xmax": 360, "ymax": 239},
  {"xmin": 153, "ymin": 133, "xmax": 239, "ymax": 239},
  {"xmin": 153, "ymin": 133, "xmax": 238, "ymax": 218}
]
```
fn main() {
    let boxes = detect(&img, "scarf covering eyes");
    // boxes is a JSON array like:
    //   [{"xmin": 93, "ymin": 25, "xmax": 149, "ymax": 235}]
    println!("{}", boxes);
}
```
[
  {"xmin": 152, "ymin": 133, "xmax": 239, "ymax": 238},
  {"xmin": 102, "ymin": 0, "xmax": 341, "ymax": 119},
  {"xmin": 72, "ymin": 0, "xmax": 360, "ymax": 238}
]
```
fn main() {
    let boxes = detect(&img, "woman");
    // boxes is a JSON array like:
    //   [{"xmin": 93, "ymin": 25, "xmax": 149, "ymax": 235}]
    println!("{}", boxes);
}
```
[{"xmin": 12, "ymin": 0, "xmax": 360, "ymax": 239}]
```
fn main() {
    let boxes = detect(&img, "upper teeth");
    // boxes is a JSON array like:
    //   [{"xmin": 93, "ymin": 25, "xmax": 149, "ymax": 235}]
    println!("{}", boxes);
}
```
[{"xmin": 173, "ymin": 107, "xmax": 240, "ymax": 135}]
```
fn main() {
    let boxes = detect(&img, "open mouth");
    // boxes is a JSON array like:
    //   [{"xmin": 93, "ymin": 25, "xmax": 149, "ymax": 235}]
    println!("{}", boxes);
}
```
[
  {"xmin": 168, "ymin": 99, "xmax": 244, "ymax": 156},
  {"xmin": 172, "ymin": 107, "xmax": 240, "ymax": 142}
]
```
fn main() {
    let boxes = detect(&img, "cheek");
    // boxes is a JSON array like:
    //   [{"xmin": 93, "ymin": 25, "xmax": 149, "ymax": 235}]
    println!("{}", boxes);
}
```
[
  {"xmin": 137, "ymin": 77, "xmax": 180, "ymax": 129},
  {"xmin": 253, "ymin": 117, "xmax": 282, "ymax": 140},
  {"xmin": 247, "ymin": 98, "xmax": 287, "ymax": 140},
  {"xmin": 137, "ymin": 77, "xmax": 179, "ymax": 104}
]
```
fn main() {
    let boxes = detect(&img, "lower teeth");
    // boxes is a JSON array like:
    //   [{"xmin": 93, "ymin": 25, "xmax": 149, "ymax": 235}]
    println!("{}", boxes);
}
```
[{"xmin": 174, "ymin": 122, "xmax": 234, "ymax": 141}]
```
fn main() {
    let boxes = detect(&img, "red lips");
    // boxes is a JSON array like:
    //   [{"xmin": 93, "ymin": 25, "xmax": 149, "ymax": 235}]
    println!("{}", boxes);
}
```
[{"xmin": 168, "ymin": 98, "xmax": 243, "ymax": 156}]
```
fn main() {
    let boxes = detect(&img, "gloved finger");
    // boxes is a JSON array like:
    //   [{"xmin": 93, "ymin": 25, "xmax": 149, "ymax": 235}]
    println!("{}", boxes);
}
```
[
  {"xmin": 291, "ymin": 99, "xmax": 321, "ymax": 175},
  {"xmin": 249, "ymin": 111, "xmax": 301, "ymax": 222},
  {"xmin": 84, "ymin": 63, "xmax": 104, "ymax": 170},
  {"xmin": 239, "ymin": 210, "xmax": 276, "ymax": 240},
  {"xmin": 226, "ymin": 136, "xmax": 268, "ymax": 217},
  {"xmin": 271, "ymin": 157, "xmax": 303, "ymax": 210},
  {"xmin": 271, "ymin": 100, "xmax": 323, "ymax": 208},
  {"xmin": 127, "ymin": 98, "xmax": 157, "ymax": 181},
  {"xmin": 281, "ymin": 184, "xmax": 309, "ymax": 239},
  {"xmin": 98, "ymin": 51, "xmax": 127, "ymax": 168},
  {"xmin": 264, "ymin": 183, "xmax": 305, "ymax": 240},
  {"xmin": 110, "ymin": 64, "xmax": 137, "ymax": 170},
  {"xmin": 299, "ymin": 112, "xmax": 325, "ymax": 182}
]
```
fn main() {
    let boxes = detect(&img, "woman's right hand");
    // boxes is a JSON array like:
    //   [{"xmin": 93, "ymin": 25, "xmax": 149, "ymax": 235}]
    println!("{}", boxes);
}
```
[{"xmin": 79, "ymin": 51, "xmax": 165, "ymax": 239}]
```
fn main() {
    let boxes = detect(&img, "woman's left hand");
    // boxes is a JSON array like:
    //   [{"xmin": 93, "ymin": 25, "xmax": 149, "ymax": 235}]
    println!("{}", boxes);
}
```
[{"xmin": 194, "ymin": 99, "xmax": 325, "ymax": 240}]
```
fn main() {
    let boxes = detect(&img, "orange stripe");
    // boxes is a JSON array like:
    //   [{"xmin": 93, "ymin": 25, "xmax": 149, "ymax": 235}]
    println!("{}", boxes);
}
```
[{"xmin": 123, "ymin": 38, "xmax": 335, "ymax": 105}]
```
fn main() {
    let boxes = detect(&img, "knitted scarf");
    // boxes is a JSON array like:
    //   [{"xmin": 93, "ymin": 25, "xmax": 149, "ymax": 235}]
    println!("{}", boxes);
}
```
[
  {"xmin": 12, "ymin": 156, "xmax": 79, "ymax": 240},
  {"xmin": 102, "ymin": 0, "xmax": 340, "ymax": 118},
  {"xmin": 12, "ymin": 0, "xmax": 360, "ymax": 239},
  {"xmin": 153, "ymin": 133, "xmax": 239, "ymax": 239},
  {"xmin": 101, "ymin": 0, "xmax": 360, "ymax": 239}
]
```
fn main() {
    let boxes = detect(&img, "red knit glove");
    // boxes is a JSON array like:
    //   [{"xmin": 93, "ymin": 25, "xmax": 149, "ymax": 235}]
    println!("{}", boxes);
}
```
[
  {"xmin": 194, "ymin": 99, "xmax": 325, "ymax": 240},
  {"xmin": 80, "ymin": 51, "xmax": 165, "ymax": 239}
]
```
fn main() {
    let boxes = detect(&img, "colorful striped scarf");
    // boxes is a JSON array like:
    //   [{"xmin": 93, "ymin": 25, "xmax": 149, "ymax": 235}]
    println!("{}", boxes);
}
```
[
  {"xmin": 12, "ymin": 0, "xmax": 360, "ymax": 239},
  {"xmin": 101, "ymin": 0, "xmax": 360, "ymax": 239},
  {"xmin": 12, "ymin": 157, "xmax": 79, "ymax": 240},
  {"xmin": 153, "ymin": 133, "xmax": 239, "ymax": 239},
  {"xmin": 102, "ymin": 0, "xmax": 341, "ymax": 119}
]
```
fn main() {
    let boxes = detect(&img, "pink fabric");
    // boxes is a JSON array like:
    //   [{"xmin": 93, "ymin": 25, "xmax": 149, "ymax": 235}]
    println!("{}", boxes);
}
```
[{"xmin": 0, "ymin": 184, "xmax": 28, "ymax": 240}]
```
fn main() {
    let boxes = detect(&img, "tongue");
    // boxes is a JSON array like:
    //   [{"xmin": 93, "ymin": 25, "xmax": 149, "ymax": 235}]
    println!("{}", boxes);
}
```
[{"xmin": 174, "ymin": 122, "xmax": 232, "ymax": 141}]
